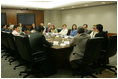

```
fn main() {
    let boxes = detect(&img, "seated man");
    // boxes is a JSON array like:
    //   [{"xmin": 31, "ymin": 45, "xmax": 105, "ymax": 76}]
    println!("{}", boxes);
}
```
[
  {"xmin": 45, "ymin": 23, "xmax": 51, "ymax": 33},
  {"xmin": 69, "ymin": 26, "xmax": 90, "ymax": 69},
  {"xmin": 20, "ymin": 26, "xmax": 30, "ymax": 35},
  {"xmin": 5, "ymin": 24, "xmax": 12, "ymax": 33},
  {"xmin": 12, "ymin": 25, "xmax": 20, "ymax": 36},
  {"xmin": 95, "ymin": 24, "xmax": 108, "ymax": 64},
  {"xmin": 29, "ymin": 25, "xmax": 52, "ymax": 54},
  {"xmin": 83, "ymin": 24, "xmax": 91, "ymax": 34},
  {"xmin": 29, "ymin": 25, "xmax": 56, "ymax": 75},
  {"xmin": 1, "ymin": 24, "xmax": 7, "ymax": 31}
]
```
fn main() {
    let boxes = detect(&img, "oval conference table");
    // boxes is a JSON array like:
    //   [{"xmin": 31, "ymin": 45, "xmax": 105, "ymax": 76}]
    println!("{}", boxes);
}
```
[{"xmin": 45, "ymin": 35, "xmax": 74, "ymax": 69}]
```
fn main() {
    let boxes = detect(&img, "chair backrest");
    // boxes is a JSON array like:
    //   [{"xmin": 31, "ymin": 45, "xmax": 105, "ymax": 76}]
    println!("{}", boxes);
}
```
[
  {"xmin": 15, "ymin": 35, "xmax": 32, "ymax": 62},
  {"xmin": 82, "ymin": 37, "xmax": 104, "ymax": 65},
  {"xmin": 6, "ymin": 33, "xmax": 16, "ymax": 51},
  {"xmin": 1, "ymin": 31, "xmax": 6, "ymax": 47},
  {"xmin": 67, "ymin": 29, "xmax": 71, "ymax": 35},
  {"xmin": 106, "ymin": 35, "xmax": 117, "ymax": 57},
  {"xmin": 57, "ymin": 28, "xmax": 62, "ymax": 32},
  {"xmin": 1, "ymin": 31, "xmax": 10, "ymax": 49}
]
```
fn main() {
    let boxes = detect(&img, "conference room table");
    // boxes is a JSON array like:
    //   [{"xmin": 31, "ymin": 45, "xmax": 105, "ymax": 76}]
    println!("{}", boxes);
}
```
[{"xmin": 45, "ymin": 34, "xmax": 74, "ymax": 69}]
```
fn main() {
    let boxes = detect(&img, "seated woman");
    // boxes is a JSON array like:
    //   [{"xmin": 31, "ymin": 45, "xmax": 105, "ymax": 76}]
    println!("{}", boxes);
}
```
[
  {"xmin": 69, "ymin": 26, "xmax": 90, "ymax": 69},
  {"xmin": 59, "ymin": 24, "xmax": 68, "ymax": 36},
  {"xmin": 12, "ymin": 25, "xmax": 20, "ymax": 36},
  {"xmin": 90, "ymin": 24, "xmax": 98, "ymax": 38},
  {"xmin": 51, "ymin": 25, "xmax": 58, "ymax": 33},
  {"xmin": 70, "ymin": 24, "xmax": 77, "ymax": 37}
]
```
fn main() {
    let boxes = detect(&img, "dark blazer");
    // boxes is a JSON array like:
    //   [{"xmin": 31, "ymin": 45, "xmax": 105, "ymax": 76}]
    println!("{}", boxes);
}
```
[
  {"xmin": 30, "ymin": 26, "xmax": 36, "ymax": 31},
  {"xmin": 29, "ymin": 31, "xmax": 52, "ymax": 53},
  {"xmin": 84, "ymin": 29, "xmax": 92, "ymax": 34},
  {"xmin": 45, "ymin": 27, "xmax": 51, "ymax": 33},
  {"xmin": 5, "ymin": 29, "xmax": 12, "ymax": 33},
  {"xmin": 95, "ymin": 31, "xmax": 108, "ymax": 50}
]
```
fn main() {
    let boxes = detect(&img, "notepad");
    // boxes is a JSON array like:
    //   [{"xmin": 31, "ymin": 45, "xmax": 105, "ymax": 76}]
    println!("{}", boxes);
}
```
[
  {"xmin": 60, "ymin": 43, "xmax": 66, "ymax": 47},
  {"xmin": 53, "ymin": 41, "xmax": 59, "ymax": 45},
  {"xmin": 64, "ymin": 41, "xmax": 70, "ymax": 44}
]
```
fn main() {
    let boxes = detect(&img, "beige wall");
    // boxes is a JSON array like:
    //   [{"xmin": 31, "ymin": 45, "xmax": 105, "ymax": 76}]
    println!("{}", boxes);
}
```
[
  {"xmin": 61, "ymin": 4, "xmax": 117, "ymax": 33},
  {"xmin": 44, "ymin": 4, "xmax": 117, "ymax": 33},
  {"xmin": 44, "ymin": 10, "xmax": 62, "ymax": 28}
]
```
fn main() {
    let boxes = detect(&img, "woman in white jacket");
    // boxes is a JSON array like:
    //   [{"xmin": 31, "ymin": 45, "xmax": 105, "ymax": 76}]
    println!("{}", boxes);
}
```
[
  {"xmin": 90, "ymin": 25, "xmax": 98, "ymax": 38},
  {"xmin": 59, "ymin": 24, "xmax": 68, "ymax": 36}
]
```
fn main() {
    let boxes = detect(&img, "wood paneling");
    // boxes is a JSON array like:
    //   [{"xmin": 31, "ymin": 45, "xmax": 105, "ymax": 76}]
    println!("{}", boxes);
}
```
[
  {"xmin": 107, "ymin": 33, "xmax": 117, "ymax": 38},
  {"xmin": 1, "ymin": 9, "xmax": 44, "ymax": 26}
]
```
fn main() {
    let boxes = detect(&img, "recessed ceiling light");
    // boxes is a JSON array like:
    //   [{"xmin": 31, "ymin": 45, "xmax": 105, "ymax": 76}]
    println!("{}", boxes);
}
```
[
  {"xmin": 84, "ymin": 4, "xmax": 88, "ymax": 6},
  {"xmin": 61, "ymin": 8, "xmax": 64, "ymax": 9},
  {"xmin": 101, "ymin": 2, "xmax": 106, "ymax": 4},
  {"xmin": 72, "ymin": 6, "xmax": 74, "ymax": 8}
]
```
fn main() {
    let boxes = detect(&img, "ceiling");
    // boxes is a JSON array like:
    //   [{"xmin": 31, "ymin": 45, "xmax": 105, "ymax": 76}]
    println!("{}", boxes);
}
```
[{"xmin": 1, "ymin": 0, "xmax": 117, "ymax": 10}]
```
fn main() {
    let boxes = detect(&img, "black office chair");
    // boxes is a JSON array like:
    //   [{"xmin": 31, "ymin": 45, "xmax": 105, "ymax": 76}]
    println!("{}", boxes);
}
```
[
  {"xmin": 1, "ymin": 32, "xmax": 11, "ymax": 60},
  {"xmin": 57, "ymin": 28, "xmax": 62, "ymax": 32},
  {"xmin": 99, "ymin": 35, "xmax": 117, "ymax": 75},
  {"xmin": 15, "ymin": 35, "xmax": 55, "ymax": 78},
  {"xmin": 6, "ymin": 33, "xmax": 21, "ymax": 65},
  {"xmin": 71, "ymin": 37, "xmax": 104, "ymax": 78},
  {"xmin": 67, "ymin": 29, "xmax": 71, "ymax": 35}
]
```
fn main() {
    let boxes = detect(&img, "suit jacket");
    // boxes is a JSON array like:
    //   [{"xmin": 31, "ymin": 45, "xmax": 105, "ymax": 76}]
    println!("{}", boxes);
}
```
[
  {"xmin": 29, "ymin": 31, "xmax": 52, "ymax": 53},
  {"xmin": 30, "ymin": 26, "xmax": 36, "ymax": 31},
  {"xmin": 45, "ymin": 27, "xmax": 51, "ymax": 33},
  {"xmin": 69, "ymin": 33, "xmax": 90, "ymax": 62},
  {"xmin": 84, "ymin": 29, "xmax": 92, "ymax": 34}
]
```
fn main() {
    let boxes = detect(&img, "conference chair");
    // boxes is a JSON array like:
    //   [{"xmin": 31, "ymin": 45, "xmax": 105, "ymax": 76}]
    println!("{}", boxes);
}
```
[
  {"xmin": 1, "ymin": 31, "xmax": 6, "ymax": 50},
  {"xmin": 99, "ymin": 35, "xmax": 117, "ymax": 75},
  {"xmin": 67, "ymin": 29, "xmax": 71, "ymax": 35},
  {"xmin": 6, "ymin": 33, "xmax": 21, "ymax": 65},
  {"xmin": 15, "ymin": 35, "xmax": 56, "ymax": 78},
  {"xmin": 1, "ymin": 32, "xmax": 11, "ymax": 60},
  {"xmin": 71, "ymin": 37, "xmax": 104, "ymax": 78},
  {"xmin": 57, "ymin": 28, "xmax": 62, "ymax": 32}
]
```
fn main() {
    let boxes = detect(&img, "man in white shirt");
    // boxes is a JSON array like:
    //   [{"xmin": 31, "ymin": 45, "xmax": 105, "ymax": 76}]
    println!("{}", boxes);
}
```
[
  {"xmin": 12, "ymin": 25, "xmax": 20, "ymax": 36},
  {"xmin": 59, "ymin": 24, "xmax": 68, "ymax": 36}
]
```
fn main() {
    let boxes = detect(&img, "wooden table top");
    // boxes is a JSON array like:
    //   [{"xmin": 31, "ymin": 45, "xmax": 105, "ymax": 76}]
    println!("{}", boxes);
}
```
[{"xmin": 45, "ymin": 35, "xmax": 73, "ymax": 49}]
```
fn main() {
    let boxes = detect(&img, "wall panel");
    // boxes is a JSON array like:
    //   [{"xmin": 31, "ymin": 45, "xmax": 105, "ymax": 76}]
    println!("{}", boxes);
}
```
[{"xmin": 1, "ymin": 9, "xmax": 44, "ymax": 26}]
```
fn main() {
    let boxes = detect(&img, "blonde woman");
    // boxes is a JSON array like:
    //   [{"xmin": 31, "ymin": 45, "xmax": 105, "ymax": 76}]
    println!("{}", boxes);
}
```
[{"xmin": 90, "ymin": 24, "xmax": 98, "ymax": 38}]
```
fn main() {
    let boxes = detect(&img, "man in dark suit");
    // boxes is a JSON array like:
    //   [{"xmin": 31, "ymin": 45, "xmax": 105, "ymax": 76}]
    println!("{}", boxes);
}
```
[
  {"xmin": 20, "ymin": 26, "xmax": 30, "ymax": 35},
  {"xmin": 29, "ymin": 25, "xmax": 52, "ymax": 53},
  {"xmin": 45, "ymin": 23, "xmax": 51, "ymax": 33},
  {"xmin": 30, "ymin": 23, "xmax": 36, "ymax": 31},
  {"xmin": 29, "ymin": 25, "xmax": 56, "ymax": 76}
]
